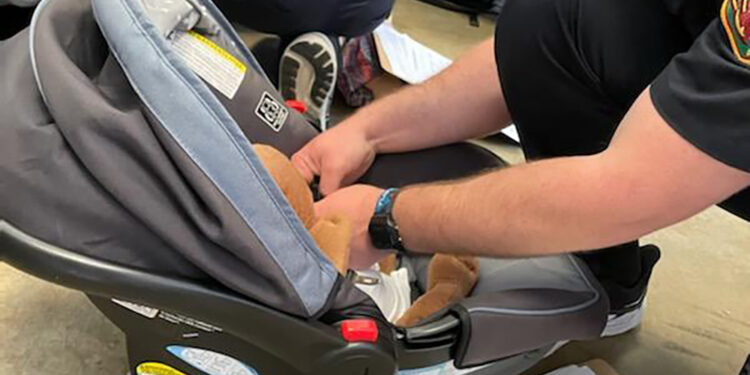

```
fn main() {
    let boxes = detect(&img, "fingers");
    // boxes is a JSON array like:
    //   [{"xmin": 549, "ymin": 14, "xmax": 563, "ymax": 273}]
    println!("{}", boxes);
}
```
[
  {"xmin": 291, "ymin": 150, "xmax": 317, "ymax": 184},
  {"xmin": 313, "ymin": 196, "xmax": 333, "ymax": 219},
  {"xmin": 319, "ymin": 164, "xmax": 345, "ymax": 197}
]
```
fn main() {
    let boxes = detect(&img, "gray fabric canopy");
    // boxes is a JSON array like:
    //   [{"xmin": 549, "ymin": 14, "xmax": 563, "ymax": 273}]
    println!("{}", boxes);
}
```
[{"xmin": 0, "ymin": 0, "xmax": 355, "ymax": 318}]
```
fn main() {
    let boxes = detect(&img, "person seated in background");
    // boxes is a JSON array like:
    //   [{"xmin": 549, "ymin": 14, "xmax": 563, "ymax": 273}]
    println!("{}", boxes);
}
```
[
  {"xmin": 1, "ymin": 0, "xmax": 395, "ymax": 129},
  {"xmin": 213, "ymin": 0, "xmax": 395, "ymax": 130}
]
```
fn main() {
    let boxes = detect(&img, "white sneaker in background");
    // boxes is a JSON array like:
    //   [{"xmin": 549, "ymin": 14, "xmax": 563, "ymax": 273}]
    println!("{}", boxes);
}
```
[{"xmin": 279, "ymin": 32, "xmax": 339, "ymax": 131}]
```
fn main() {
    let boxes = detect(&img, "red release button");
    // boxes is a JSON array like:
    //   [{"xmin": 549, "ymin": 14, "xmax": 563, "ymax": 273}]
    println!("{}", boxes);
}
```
[
  {"xmin": 285, "ymin": 99, "xmax": 307, "ymax": 114},
  {"xmin": 340, "ymin": 319, "xmax": 379, "ymax": 343}
]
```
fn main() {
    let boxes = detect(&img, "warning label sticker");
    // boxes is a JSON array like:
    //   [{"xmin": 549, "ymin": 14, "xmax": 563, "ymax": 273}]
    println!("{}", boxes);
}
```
[
  {"xmin": 172, "ymin": 31, "xmax": 247, "ymax": 99},
  {"xmin": 111, "ymin": 299, "xmax": 159, "ymax": 319},
  {"xmin": 136, "ymin": 362, "xmax": 187, "ymax": 375},
  {"xmin": 167, "ymin": 346, "xmax": 259, "ymax": 375}
]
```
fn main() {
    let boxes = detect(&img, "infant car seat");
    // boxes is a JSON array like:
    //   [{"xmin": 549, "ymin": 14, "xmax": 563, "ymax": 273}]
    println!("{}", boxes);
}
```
[{"xmin": 0, "ymin": 0, "xmax": 609, "ymax": 374}]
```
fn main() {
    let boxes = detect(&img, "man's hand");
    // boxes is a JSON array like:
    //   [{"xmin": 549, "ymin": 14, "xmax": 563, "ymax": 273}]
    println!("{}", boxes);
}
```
[
  {"xmin": 314, "ymin": 184, "xmax": 388, "ymax": 269},
  {"xmin": 292, "ymin": 38, "xmax": 510, "ymax": 198},
  {"xmin": 292, "ymin": 126, "xmax": 376, "ymax": 196}
]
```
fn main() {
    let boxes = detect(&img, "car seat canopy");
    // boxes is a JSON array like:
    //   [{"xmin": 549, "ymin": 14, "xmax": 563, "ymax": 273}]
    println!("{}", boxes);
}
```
[{"xmin": 0, "ymin": 0, "xmax": 342, "ymax": 318}]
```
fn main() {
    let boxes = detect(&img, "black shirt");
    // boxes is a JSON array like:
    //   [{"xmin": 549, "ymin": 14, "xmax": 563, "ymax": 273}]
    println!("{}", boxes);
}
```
[
  {"xmin": 661, "ymin": 0, "xmax": 723, "ymax": 36},
  {"xmin": 651, "ymin": 0, "xmax": 750, "ymax": 172}
]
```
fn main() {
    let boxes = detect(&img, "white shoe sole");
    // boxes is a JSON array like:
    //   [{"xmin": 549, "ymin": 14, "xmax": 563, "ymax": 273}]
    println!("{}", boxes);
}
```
[
  {"xmin": 601, "ymin": 300, "xmax": 646, "ymax": 337},
  {"xmin": 279, "ymin": 32, "xmax": 338, "ymax": 131},
  {"xmin": 544, "ymin": 365, "xmax": 599, "ymax": 375},
  {"xmin": 543, "ymin": 301, "xmax": 645, "ymax": 360}
]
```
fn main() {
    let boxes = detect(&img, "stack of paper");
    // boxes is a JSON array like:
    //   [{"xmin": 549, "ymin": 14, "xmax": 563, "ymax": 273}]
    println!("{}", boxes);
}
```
[{"xmin": 373, "ymin": 22, "xmax": 452, "ymax": 85}]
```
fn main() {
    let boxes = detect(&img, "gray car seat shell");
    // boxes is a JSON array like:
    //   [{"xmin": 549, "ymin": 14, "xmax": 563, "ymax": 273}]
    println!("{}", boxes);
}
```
[
  {"xmin": 23, "ymin": 0, "xmax": 338, "ymax": 318},
  {"xmin": 0, "ymin": 0, "xmax": 609, "ymax": 373}
]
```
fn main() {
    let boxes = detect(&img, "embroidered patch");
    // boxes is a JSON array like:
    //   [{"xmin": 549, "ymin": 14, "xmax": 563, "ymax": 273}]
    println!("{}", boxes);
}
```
[{"xmin": 722, "ymin": 0, "xmax": 750, "ymax": 65}]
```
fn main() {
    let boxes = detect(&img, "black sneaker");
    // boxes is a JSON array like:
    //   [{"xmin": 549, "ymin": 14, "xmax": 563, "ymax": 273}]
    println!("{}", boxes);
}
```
[
  {"xmin": 279, "ymin": 32, "xmax": 339, "ymax": 131},
  {"xmin": 599, "ymin": 244, "xmax": 661, "ymax": 336},
  {"xmin": 740, "ymin": 354, "xmax": 750, "ymax": 375}
]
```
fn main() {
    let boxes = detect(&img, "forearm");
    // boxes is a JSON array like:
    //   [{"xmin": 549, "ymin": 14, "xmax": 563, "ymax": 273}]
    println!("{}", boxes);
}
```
[
  {"xmin": 395, "ymin": 156, "xmax": 643, "ymax": 257},
  {"xmin": 394, "ymin": 92, "xmax": 750, "ymax": 257},
  {"xmin": 343, "ymin": 38, "xmax": 510, "ymax": 154}
]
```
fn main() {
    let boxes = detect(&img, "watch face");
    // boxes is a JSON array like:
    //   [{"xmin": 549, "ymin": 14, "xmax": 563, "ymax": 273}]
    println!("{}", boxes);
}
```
[{"xmin": 369, "ymin": 215, "xmax": 393, "ymax": 249}]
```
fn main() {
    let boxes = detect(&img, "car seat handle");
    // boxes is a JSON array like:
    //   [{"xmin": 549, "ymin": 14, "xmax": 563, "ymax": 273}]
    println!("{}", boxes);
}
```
[{"xmin": 403, "ymin": 315, "xmax": 460, "ymax": 341}]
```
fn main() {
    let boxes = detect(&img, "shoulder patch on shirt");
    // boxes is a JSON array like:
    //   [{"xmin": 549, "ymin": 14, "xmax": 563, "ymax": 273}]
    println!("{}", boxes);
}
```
[{"xmin": 722, "ymin": 0, "xmax": 750, "ymax": 65}]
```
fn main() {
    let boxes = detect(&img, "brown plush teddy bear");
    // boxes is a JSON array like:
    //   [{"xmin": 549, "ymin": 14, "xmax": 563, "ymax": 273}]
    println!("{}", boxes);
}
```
[
  {"xmin": 395, "ymin": 254, "xmax": 479, "ymax": 327},
  {"xmin": 254, "ymin": 144, "xmax": 352, "ymax": 272},
  {"xmin": 254, "ymin": 144, "xmax": 479, "ymax": 327}
]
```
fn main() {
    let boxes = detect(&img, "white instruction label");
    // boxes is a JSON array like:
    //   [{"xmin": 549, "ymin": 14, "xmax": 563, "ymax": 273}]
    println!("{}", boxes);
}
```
[
  {"xmin": 172, "ymin": 31, "xmax": 247, "ymax": 99},
  {"xmin": 111, "ymin": 299, "xmax": 160, "ymax": 319},
  {"xmin": 167, "ymin": 346, "xmax": 259, "ymax": 375}
]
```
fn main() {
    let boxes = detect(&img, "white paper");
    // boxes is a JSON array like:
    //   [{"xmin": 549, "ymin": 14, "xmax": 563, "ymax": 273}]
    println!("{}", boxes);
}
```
[{"xmin": 373, "ymin": 23, "xmax": 453, "ymax": 85}]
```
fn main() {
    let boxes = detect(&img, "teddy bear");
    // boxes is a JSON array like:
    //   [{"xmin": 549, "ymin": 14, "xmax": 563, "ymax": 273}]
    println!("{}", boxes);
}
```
[{"xmin": 254, "ymin": 144, "xmax": 479, "ymax": 327}]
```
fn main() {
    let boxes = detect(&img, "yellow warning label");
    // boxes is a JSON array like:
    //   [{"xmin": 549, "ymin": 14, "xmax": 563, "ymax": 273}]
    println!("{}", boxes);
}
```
[
  {"xmin": 172, "ymin": 30, "xmax": 247, "ymax": 99},
  {"xmin": 186, "ymin": 31, "xmax": 247, "ymax": 73},
  {"xmin": 136, "ymin": 362, "xmax": 187, "ymax": 375}
]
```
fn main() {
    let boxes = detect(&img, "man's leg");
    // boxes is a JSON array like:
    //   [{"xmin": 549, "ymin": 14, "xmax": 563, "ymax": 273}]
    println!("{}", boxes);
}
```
[
  {"xmin": 0, "ymin": 5, "xmax": 35, "ymax": 40},
  {"xmin": 213, "ymin": 0, "xmax": 394, "ymax": 38},
  {"xmin": 494, "ymin": 0, "xmax": 692, "ymax": 313}
]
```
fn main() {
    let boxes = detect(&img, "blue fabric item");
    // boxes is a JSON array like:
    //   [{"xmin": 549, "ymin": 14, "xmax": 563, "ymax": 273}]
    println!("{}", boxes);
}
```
[{"xmin": 91, "ymin": 0, "xmax": 338, "ymax": 317}]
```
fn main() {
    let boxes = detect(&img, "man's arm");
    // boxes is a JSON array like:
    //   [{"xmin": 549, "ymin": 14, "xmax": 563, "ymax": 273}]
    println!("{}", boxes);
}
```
[
  {"xmin": 316, "ymin": 88, "xmax": 750, "ymax": 267},
  {"xmin": 358, "ymin": 38, "xmax": 510, "ymax": 153},
  {"xmin": 393, "ymin": 90, "xmax": 750, "ymax": 257},
  {"xmin": 293, "ymin": 38, "xmax": 510, "ymax": 195}
]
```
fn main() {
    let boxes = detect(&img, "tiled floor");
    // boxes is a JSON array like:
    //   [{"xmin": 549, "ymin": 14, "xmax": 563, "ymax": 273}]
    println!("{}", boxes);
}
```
[{"xmin": 1, "ymin": 1, "xmax": 749, "ymax": 374}]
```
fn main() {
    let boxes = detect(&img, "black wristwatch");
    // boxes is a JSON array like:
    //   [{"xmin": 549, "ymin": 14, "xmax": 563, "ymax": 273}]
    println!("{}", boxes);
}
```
[{"xmin": 368, "ymin": 188, "xmax": 406, "ymax": 253}]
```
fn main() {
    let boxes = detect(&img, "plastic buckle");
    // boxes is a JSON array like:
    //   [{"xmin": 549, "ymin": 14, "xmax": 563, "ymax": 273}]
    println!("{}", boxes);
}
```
[
  {"xmin": 340, "ymin": 319, "xmax": 379, "ymax": 343},
  {"xmin": 286, "ymin": 99, "xmax": 307, "ymax": 114}
]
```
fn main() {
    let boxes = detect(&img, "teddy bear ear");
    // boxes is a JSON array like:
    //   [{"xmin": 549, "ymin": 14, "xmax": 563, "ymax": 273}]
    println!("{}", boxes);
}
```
[
  {"xmin": 253, "ymin": 144, "xmax": 285, "ymax": 168},
  {"xmin": 252, "ymin": 144, "xmax": 316, "ymax": 227}
]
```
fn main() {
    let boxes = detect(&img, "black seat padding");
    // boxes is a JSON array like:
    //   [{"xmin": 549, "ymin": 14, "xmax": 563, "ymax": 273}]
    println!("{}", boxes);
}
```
[
  {"xmin": 360, "ymin": 142, "xmax": 505, "ymax": 188},
  {"xmin": 453, "ymin": 284, "xmax": 608, "ymax": 367},
  {"xmin": 360, "ymin": 143, "xmax": 608, "ymax": 368}
]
